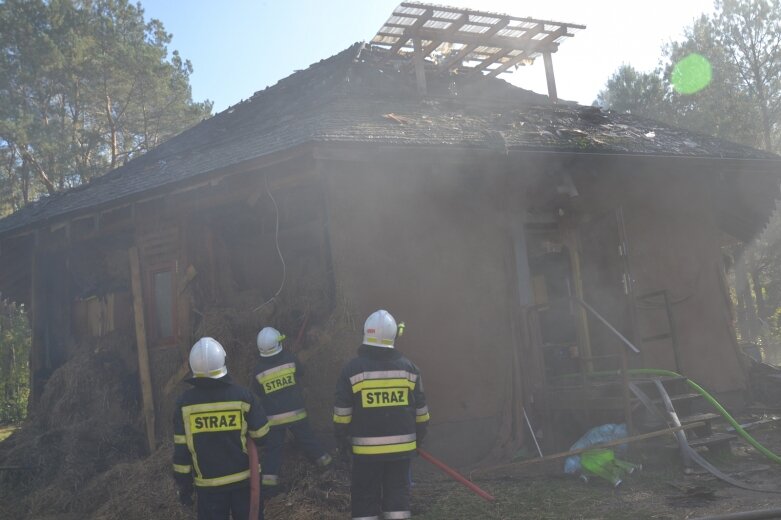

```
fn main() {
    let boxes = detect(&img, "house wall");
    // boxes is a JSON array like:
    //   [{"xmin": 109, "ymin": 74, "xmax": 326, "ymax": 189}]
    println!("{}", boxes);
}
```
[
  {"xmin": 574, "ymin": 165, "xmax": 747, "ymax": 399},
  {"xmin": 322, "ymin": 158, "xmax": 524, "ymax": 464}
]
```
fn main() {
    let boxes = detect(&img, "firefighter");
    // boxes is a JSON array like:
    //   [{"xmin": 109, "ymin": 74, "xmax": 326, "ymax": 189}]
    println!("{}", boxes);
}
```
[
  {"xmin": 251, "ymin": 326, "xmax": 332, "ymax": 498},
  {"xmin": 173, "ymin": 337, "xmax": 269, "ymax": 520},
  {"xmin": 334, "ymin": 310, "xmax": 430, "ymax": 520}
]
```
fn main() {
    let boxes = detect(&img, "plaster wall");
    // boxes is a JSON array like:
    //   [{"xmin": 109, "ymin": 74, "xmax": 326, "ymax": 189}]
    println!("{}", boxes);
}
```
[
  {"xmin": 576, "ymin": 167, "xmax": 746, "ymax": 395},
  {"xmin": 323, "ymin": 159, "xmax": 522, "ymax": 463}
]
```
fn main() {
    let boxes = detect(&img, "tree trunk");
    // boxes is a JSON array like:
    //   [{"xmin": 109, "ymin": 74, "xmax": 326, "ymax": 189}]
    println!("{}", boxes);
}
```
[{"xmin": 105, "ymin": 92, "xmax": 118, "ymax": 170}]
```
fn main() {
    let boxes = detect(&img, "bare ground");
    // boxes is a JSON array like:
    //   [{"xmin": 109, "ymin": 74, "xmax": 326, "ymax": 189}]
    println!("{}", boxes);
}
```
[
  {"xmin": 3, "ymin": 413, "xmax": 781, "ymax": 519},
  {"xmin": 410, "ymin": 419, "xmax": 781, "ymax": 520}
]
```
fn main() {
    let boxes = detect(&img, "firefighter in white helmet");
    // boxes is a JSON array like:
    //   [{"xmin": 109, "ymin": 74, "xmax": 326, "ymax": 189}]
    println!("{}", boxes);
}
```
[
  {"xmin": 334, "ymin": 310, "xmax": 430, "ymax": 520},
  {"xmin": 173, "ymin": 337, "xmax": 270, "ymax": 519},
  {"xmin": 251, "ymin": 327, "xmax": 331, "ymax": 499}
]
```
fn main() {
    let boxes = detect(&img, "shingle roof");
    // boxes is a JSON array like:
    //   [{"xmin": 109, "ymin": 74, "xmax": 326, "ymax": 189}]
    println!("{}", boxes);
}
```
[{"xmin": 1, "ymin": 42, "xmax": 779, "ymax": 237}]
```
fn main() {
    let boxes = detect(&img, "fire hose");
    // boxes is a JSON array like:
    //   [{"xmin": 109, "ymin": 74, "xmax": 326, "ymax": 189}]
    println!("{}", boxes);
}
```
[
  {"xmin": 417, "ymin": 449, "xmax": 495, "ymax": 502},
  {"xmin": 630, "ymin": 368, "xmax": 781, "ymax": 465},
  {"xmin": 248, "ymin": 439, "xmax": 261, "ymax": 518}
]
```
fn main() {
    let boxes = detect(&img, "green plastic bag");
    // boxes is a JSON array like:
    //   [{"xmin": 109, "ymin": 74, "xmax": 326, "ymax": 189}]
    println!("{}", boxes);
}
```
[{"xmin": 580, "ymin": 448, "xmax": 640, "ymax": 487}]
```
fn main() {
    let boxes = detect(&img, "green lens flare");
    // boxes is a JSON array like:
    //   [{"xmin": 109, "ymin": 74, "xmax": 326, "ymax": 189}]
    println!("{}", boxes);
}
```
[{"xmin": 671, "ymin": 53, "xmax": 712, "ymax": 94}]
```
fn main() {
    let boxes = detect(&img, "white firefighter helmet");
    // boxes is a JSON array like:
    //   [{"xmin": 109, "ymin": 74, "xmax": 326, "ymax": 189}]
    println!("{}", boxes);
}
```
[
  {"xmin": 363, "ymin": 309, "xmax": 398, "ymax": 348},
  {"xmin": 257, "ymin": 327, "xmax": 285, "ymax": 357},
  {"xmin": 189, "ymin": 337, "xmax": 228, "ymax": 378}
]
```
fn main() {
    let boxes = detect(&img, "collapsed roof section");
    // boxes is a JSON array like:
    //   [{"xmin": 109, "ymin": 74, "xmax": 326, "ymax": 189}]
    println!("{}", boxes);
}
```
[
  {"xmin": 0, "ymin": 42, "xmax": 778, "ymax": 240},
  {"xmin": 371, "ymin": 2, "xmax": 585, "ymax": 98}
]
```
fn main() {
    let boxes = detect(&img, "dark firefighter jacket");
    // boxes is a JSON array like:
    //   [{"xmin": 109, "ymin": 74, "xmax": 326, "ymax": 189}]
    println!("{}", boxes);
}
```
[
  {"xmin": 173, "ymin": 375, "xmax": 269, "ymax": 491},
  {"xmin": 333, "ymin": 345, "xmax": 430, "ymax": 460},
  {"xmin": 251, "ymin": 349, "xmax": 308, "ymax": 427}
]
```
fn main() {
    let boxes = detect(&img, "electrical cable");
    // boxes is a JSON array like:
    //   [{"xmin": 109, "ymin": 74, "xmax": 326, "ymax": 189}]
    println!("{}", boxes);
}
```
[{"xmin": 254, "ymin": 174, "xmax": 286, "ymax": 313}]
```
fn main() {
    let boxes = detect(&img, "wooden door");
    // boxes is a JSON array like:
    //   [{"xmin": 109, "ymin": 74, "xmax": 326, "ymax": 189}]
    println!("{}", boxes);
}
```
[{"xmin": 577, "ymin": 207, "xmax": 639, "ymax": 370}]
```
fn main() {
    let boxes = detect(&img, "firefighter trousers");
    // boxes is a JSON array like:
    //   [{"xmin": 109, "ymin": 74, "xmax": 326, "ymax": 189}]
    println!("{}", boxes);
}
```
[
  {"xmin": 196, "ymin": 484, "xmax": 263, "ymax": 520},
  {"xmin": 351, "ymin": 457, "xmax": 411, "ymax": 519},
  {"xmin": 261, "ymin": 418, "xmax": 328, "ymax": 497}
]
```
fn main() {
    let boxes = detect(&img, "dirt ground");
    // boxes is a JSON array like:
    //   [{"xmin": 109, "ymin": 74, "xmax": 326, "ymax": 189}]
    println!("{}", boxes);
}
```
[
  {"xmin": 4, "ymin": 415, "xmax": 781, "ymax": 519},
  {"xmin": 409, "ymin": 418, "xmax": 781, "ymax": 520},
  {"xmin": 3, "ymin": 319, "xmax": 781, "ymax": 519}
]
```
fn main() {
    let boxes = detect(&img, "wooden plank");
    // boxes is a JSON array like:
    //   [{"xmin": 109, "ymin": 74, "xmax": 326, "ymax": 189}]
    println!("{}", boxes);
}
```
[
  {"xmin": 437, "ymin": 18, "xmax": 510, "ymax": 71},
  {"xmin": 489, "ymin": 26, "xmax": 565, "ymax": 77},
  {"xmin": 28, "ymin": 250, "xmax": 39, "ymax": 406},
  {"xmin": 475, "ymin": 422, "xmax": 705, "ymax": 475},
  {"xmin": 488, "ymin": 24, "xmax": 546, "ymax": 76},
  {"xmin": 416, "ymin": 27, "xmax": 567, "ymax": 51},
  {"xmin": 423, "ymin": 13, "xmax": 467, "ymax": 55},
  {"xmin": 473, "ymin": 48, "xmax": 511, "ymax": 73},
  {"xmin": 398, "ymin": 2, "xmax": 586, "ymax": 30},
  {"xmin": 163, "ymin": 361, "xmax": 191, "ymax": 398},
  {"xmin": 129, "ymin": 245, "xmax": 156, "ymax": 454},
  {"xmin": 389, "ymin": 7, "xmax": 433, "ymax": 55}
]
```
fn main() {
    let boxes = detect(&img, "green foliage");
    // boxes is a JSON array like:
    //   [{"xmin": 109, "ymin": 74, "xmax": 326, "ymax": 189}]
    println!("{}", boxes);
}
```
[
  {"xmin": 0, "ymin": 0, "xmax": 212, "ymax": 214},
  {"xmin": 0, "ymin": 302, "xmax": 31, "ymax": 423},
  {"xmin": 594, "ymin": 64, "xmax": 667, "ymax": 119},
  {"xmin": 595, "ymin": 3, "xmax": 779, "ymax": 150}
]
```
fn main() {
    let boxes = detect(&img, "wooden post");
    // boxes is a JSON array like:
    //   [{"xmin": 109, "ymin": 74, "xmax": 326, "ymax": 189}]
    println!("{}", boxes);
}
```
[
  {"xmin": 474, "ymin": 421, "xmax": 705, "ymax": 474},
  {"xmin": 413, "ymin": 38, "xmax": 427, "ymax": 97},
  {"xmin": 543, "ymin": 51, "xmax": 558, "ymax": 102},
  {"xmin": 562, "ymin": 224, "xmax": 593, "ymax": 372},
  {"xmin": 129, "ymin": 246, "xmax": 156, "ymax": 454},
  {"xmin": 28, "ymin": 250, "xmax": 39, "ymax": 408},
  {"xmin": 620, "ymin": 348, "xmax": 634, "ymax": 436}
]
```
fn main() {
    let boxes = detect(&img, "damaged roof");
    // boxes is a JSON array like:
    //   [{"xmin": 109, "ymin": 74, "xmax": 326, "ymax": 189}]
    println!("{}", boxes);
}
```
[{"xmin": 1, "ymin": 42, "xmax": 779, "ymax": 237}]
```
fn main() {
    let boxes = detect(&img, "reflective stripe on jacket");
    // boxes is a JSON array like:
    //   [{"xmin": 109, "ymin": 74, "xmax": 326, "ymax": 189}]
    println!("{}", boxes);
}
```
[
  {"xmin": 173, "ymin": 376, "xmax": 269, "ymax": 490},
  {"xmin": 252, "ymin": 349, "xmax": 308, "ymax": 424},
  {"xmin": 334, "ymin": 345, "xmax": 429, "ymax": 459}
]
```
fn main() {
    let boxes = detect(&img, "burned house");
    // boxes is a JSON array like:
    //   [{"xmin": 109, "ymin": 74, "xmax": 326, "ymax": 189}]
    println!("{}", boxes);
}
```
[{"xmin": 0, "ymin": 3, "xmax": 779, "ymax": 464}]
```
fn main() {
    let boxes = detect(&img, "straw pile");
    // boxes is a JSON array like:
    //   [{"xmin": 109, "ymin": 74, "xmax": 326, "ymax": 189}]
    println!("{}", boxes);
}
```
[
  {"xmin": 0, "ymin": 284, "xmax": 360, "ymax": 519},
  {"xmin": 0, "ymin": 336, "xmax": 145, "ymax": 519}
]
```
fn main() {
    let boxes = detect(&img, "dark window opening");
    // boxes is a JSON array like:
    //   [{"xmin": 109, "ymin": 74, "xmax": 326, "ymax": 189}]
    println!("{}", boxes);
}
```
[{"xmin": 148, "ymin": 263, "xmax": 176, "ymax": 345}]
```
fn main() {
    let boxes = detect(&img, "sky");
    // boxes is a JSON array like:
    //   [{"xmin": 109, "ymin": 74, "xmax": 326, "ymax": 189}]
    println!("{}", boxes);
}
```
[{"xmin": 139, "ymin": 0, "xmax": 716, "ymax": 114}]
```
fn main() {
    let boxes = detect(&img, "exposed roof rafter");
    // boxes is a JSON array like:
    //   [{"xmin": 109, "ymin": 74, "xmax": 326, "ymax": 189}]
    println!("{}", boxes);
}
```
[{"xmin": 371, "ymin": 2, "xmax": 584, "ymax": 77}]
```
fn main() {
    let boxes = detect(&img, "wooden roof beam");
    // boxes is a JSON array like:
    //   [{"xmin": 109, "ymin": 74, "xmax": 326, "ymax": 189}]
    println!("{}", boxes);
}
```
[
  {"xmin": 437, "ymin": 17, "xmax": 510, "ymax": 72},
  {"xmin": 423, "ymin": 12, "xmax": 467, "ymax": 55},
  {"xmin": 418, "ymin": 27, "xmax": 563, "ymax": 53},
  {"xmin": 488, "ymin": 25, "xmax": 567, "ymax": 77},
  {"xmin": 473, "ymin": 48, "xmax": 512, "ymax": 73},
  {"xmin": 487, "ymin": 52, "xmax": 533, "ymax": 77},
  {"xmin": 389, "ymin": 7, "xmax": 434, "ymax": 55},
  {"xmin": 398, "ymin": 2, "xmax": 586, "ymax": 30}
]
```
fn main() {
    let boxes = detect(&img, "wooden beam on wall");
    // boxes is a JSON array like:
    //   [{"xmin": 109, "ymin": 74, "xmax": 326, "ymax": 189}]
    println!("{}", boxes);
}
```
[
  {"xmin": 129, "ymin": 245, "xmax": 157, "ymax": 454},
  {"xmin": 27, "ymin": 250, "xmax": 39, "ymax": 409}
]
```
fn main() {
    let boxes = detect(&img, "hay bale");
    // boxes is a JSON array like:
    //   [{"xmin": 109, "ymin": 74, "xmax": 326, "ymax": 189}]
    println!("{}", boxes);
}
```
[
  {"xmin": 0, "ymin": 284, "xmax": 362, "ymax": 519},
  {"xmin": 264, "ymin": 449, "xmax": 351, "ymax": 520},
  {"xmin": 85, "ymin": 444, "xmax": 193, "ymax": 520}
]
